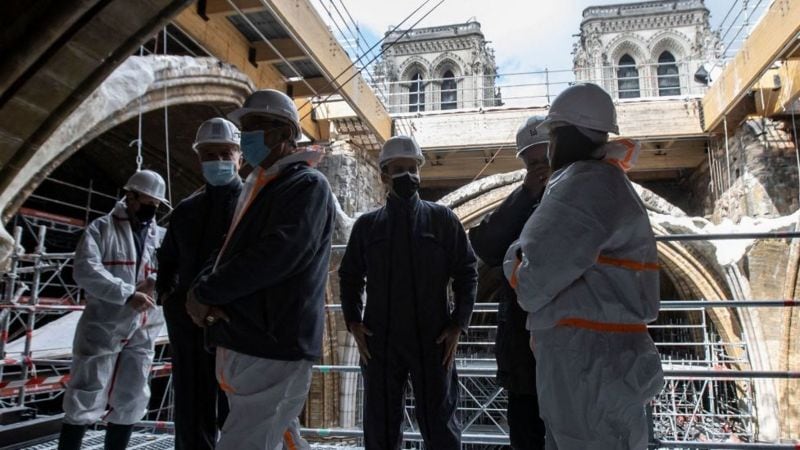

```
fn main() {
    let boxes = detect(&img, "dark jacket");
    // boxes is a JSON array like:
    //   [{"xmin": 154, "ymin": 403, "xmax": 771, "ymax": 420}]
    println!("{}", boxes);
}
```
[
  {"xmin": 339, "ymin": 194, "xmax": 477, "ymax": 345},
  {"xmin": 469, "ymin": 185, "xmax": 540, "ymax": 394},
  {"xmin": 193, "ymin": 163, "xmax": 335, "ymax": 361},
  {"xmin": 156, "ymin": 179, "xmax": 242, "ymax": 304}
]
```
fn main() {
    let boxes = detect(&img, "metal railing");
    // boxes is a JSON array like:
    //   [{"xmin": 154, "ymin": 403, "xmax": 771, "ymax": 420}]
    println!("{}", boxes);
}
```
[{"xmin": 368, "ymin": 59, "xmax": 716, "ymax": 115}]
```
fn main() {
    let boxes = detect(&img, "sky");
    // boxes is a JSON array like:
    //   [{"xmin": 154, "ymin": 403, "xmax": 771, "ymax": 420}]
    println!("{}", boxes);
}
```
[{"xmin": 312, "ymin": 0, "xmax": 764, "ymax": 105}]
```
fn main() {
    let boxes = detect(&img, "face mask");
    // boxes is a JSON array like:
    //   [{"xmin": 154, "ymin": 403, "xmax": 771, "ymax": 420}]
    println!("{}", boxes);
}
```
[
  {"xmin": 390, "ymin": 172, "xmax": 420, "ymax": 200},
  {"xmin": 135, "ymin": 203, "xmax": 157, "ymax": 223},
  {"xmin": 241, "ymin": 131, "xmax": 271, "ymax": 167},
  {"xmin": 202, "ymin": 160, "xmax": 238, "ymax": 186}
]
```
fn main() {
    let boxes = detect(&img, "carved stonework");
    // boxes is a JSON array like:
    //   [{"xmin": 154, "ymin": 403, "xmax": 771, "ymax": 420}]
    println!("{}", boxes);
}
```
[
  {"xmin": 377, "ymin": 20, "xmax": 500, "ymax": 112},
  {"xmin": 574, "ymin": 0, "xmax": 719, "ymax": 99}
]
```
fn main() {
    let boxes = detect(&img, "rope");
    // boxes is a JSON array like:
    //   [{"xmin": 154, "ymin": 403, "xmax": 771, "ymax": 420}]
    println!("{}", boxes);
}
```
[
  {"xmin": 132, "ymin": 46, "xmax": 145, "ymax": 171},
  {"xmin": 163, "ymin": 28, "xmax": 173, "ymax": 205}
]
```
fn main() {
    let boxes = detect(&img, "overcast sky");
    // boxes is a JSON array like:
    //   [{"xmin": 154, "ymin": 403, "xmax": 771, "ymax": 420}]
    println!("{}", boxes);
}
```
[{"xmin": 315, "ymin": 0, "xmax": 754, "ymax": 73}]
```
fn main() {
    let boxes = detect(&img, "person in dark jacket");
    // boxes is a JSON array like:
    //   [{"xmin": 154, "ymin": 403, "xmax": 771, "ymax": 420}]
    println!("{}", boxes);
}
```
[
  {"xmin": 468, "ymin": 116, "xmax": 550, "ymax": 450},
  {"xmin": 185, "ymin": 90, "xmax": 335, "ymax": 450},
  {"xmin": 339, "ymin": 136, "xmax": 478, "ymax": 450},
  {"xmin": 156, "ymin": 117, "xmax": 242, "ymax": 449}
]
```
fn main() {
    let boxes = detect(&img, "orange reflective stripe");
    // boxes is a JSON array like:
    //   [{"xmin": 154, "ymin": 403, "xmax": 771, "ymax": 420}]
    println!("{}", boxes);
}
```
[
  {"xmin": 217, "ymin": 349, "xmax": 236, "ymax": 394},
  {"xmin": 509, "ymin": 258, "xmax": 522, "ymax": 289},
  {"xmin": 597, "ymin": 255, "xmax": 659, "ymax": 272},
  {"xmin": 557, "ymin": 317, "xmax": 647, "ymax": 333},
  {"xmin": 284, "ymin": 430, "xmax": 298, "ymax": 450}
]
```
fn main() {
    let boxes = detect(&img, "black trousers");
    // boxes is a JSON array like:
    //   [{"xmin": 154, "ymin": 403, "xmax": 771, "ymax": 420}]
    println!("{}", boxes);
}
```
[
  {"xmin": 362, "ymin": 339, "xmax": 460, "ymax": 450},
  {"xmin": 164, "ymin": 300, "xmax": 228, "ymax": 450},
  {"xmin": 507, "ymin": 391, "xmax": 546, "ymax": 450}
]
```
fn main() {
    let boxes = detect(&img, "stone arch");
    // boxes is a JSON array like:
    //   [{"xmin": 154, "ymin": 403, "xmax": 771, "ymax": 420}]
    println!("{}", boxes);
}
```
[
  {"xmin": 0, "ymin": 55, "xmax": 254, "ymax": 220},
  {"xmin": 430, "ymin": 52, "xmax": 466, "ymax": 79},
  {"xmin": 649, "ymin": 30, "xmax": 692, "ymax": 61},
  {"xmin": 607, "ymin": 34, "xmax": 650, "ymax": 66},
  {"xmin": 398, "ymin": 56, "xmax": 430, "ymax": 81},
  {"xmin": 438, "ymin": 169, "xmax": 780, "ymax": 439}
]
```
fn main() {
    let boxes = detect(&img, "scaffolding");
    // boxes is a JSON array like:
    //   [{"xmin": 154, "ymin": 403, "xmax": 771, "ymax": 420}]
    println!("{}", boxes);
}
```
[{"xmin": 2, "ymin": 211, "xmax": 799, "ymax": 449}]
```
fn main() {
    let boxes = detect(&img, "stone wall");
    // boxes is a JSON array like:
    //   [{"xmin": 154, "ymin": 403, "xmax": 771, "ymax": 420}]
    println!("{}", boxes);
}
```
[{"xmin": 710, "ymin": 119, "xmax": 799, "ymax": 223}]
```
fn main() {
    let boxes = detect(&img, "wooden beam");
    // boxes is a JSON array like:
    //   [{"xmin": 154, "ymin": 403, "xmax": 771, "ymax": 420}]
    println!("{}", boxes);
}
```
[
  {"xmin": 702, "ymin": 0, "xmax": 800, "ymax": 132},
  {"xmin": 755, "ymin": 60, "xmax": 800, "ymax": 117},
  {"xmin": 290, "ymin": 77, "xmax": 337, "ymax": 97},
  {"xmin": 172, "ymin": 5, "xmax": 321, "ymax": 141},
  {"xmin": 263, "ymin": 0, "xmax": 391, "ymax": 143},
  {"xmin": 252, "ymin": 39, "xmax": 307, "ymax": 63},
  {"xmin": 204, "ymin": 0, "xmax": 265, "ymax": 16}
]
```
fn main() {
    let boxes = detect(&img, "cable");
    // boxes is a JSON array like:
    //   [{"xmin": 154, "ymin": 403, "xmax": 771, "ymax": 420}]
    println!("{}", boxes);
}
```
[
  {"xmin": 289, "ymin": 0, "xmax": 437, "ymax": 115},
  {"xmin": 131, "ymin": 46, "xmax": 145, "ymax": 171},
  {"xmin": 299, "ymin": 0, "xmax": 447, "ymax": 122}
]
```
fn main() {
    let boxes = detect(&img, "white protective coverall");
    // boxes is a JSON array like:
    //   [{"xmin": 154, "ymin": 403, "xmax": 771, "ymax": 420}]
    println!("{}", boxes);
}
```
[
  {"xmin": 504, "ymin": 141, "xmax": 664, "ymax": 450},
  {"xmin": 63, "ymin": 201, "xmax": 165, "ymax": 426}
]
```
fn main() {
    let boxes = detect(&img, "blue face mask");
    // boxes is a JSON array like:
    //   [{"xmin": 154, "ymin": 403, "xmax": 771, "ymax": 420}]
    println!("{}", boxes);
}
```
[
  {"xmin": 201, "ymin": 160, "xmax": 238, "ymax": 186},
  {"xmin": 240, "ymin": 131, "xmax": 271, "ymax": 167}
]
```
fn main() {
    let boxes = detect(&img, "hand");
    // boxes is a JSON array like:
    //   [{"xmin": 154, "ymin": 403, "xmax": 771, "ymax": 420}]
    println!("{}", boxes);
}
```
[
  {"xmin": 348, "ymin": 322, "xmax": 373, "ymax": 364},
  {"xmin": 522, "ymin": 164, "xmax": 550, "ymax": 197},
  {"xmin": 186, "ymin": 288, "xmax": 211, "ymax": 328},
  {"xmin": 203, "ymin": 306, "xmax": 230, "ymax": 327},
  {"xmin": 128, "ymin": 291, "xmax": 156, "ymax": 312},
  {"xmin": 136, "ymin": 278, "xmax": 155, "ymax": 297},
  {"xmin": 436, "ymin": 324, "xmax": 462, "ymax": 367}
]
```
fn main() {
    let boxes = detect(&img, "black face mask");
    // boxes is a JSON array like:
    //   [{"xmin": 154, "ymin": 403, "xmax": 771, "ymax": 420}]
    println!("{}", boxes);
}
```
[
  {"xmin": 135, "ymin": 203, "xmax": 157, "ymax": 223},
  {"xmin": 390, "ymin": 172, "xmax": 420, "ymax": 200},
  {"xmin": 550, "ymin": 125, "xmax": 601, "ymax": 171}
]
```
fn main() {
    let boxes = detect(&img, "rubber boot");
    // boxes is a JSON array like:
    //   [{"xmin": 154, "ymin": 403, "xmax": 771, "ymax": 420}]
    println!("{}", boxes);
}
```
[
  {"xmin": 57, "ymin": 423, "xmax": 87, "ymax": 450},
  {"xmin": 104, "ymin": 423, "xmax": 133, "ymax": 450}
]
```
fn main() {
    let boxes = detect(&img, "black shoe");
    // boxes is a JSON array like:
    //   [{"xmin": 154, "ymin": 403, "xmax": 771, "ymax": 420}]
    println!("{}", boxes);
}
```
[
  {"xmin": 57, "ymin": 423, "xmax": 87, "ymax": 450},
  {"xmin": 104, "ymin": 423, "xmax": 133, "ymax": 450}
]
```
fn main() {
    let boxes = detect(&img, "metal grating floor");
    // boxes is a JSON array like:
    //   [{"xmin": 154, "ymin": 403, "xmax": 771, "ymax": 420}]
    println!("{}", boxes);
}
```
[
  {"xmin": 23, "ymin": 431, "xmax": 174, "ymax": 449},
  {"xmin": 23, "ymin": 431, "xmax": 362, "ymax": 449}
]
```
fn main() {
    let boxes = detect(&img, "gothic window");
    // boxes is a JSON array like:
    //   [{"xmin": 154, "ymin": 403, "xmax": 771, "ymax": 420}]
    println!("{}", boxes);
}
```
[
  {"xmin": 657, "ymin": 51, "xmax": 681, "ymax": 96},
  {"xmin": 617, "ymin": 54, "xmax": 640, "ymax": 99},
  {"xmin": 409, "ymin": 72, "xmax": 425, "ymax": 112},
  {"xmin": 441, "ymin": 70, "xmax": 457, "ymax": 110}
]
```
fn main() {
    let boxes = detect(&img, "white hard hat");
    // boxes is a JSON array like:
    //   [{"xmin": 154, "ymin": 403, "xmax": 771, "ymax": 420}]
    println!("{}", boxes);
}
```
[
  {"xmin": 537, "ymin": 83, "xmax": 619, "ymax": 135},
  {"xmin": 193, "ymin": 117, "xmax": 240, "ymax": 151},
  {"xmin": 515, "ymin": 116, "xmax": 549, "ymax": 158},
  {"xmin": 227, "ymin": 89, "xmax": 301, "ymax": 141},
  {"xmin": 378, "ymin": 136, "xmax": 425, "ymax": 168},
  {"xmin": 124, "ymin": 170, "xmax": 169, "ymax": 206}
]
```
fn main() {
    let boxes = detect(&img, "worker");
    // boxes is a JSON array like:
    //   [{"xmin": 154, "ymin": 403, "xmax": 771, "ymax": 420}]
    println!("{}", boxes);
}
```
[
  {"xmin": 504, "ymin": 83, "xmax": 664, "ymax": 450},
  {"xmin": 185, "ymin": 89, "xmax": 335, "ymax": 450},
  {"xmin": 58, "ymin": 170, "xmax": 168, "ymax": 450},
  {"xmin": 339, "ymin": 136, "xmax": 478, "ymax": 450},
  {"xmin": 468, "ymin": 116, "xmax": 549, "ymax": 449},
  {"xmin": 156, "ymin": 117, "xmax": 242, "ymax": 449}
]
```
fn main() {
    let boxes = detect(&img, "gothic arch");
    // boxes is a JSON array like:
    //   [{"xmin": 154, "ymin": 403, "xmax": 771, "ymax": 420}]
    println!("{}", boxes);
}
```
[
  {"xmin": 431, "ymin": 52, "xmax": 466, "ymax": 79},
  {"xmin": 0, "ymin": 55, "xmax": 254, "ymax": 219},
  {"xmin": 648, "ymin": 30, "xmax": 692, "ymax": 61},
  {"xmin": 399, "ymin": 56, "xmax": 431, "ymax": 81},
  {"xmin": 607, "ymin": 34, "xmax": 651, "ymax": 66}
]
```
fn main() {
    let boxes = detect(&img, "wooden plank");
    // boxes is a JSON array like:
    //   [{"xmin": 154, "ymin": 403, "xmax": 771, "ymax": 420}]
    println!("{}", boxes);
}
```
[
  {"xmin": 252, "ymin": 39, "xmax": 307, "ymax": 63},
  {"xmin": 263, "ymin": 0, "xmax": 391, "ymax": 142},
  {"xmin": 702, "ymin": 0, "xmax": 800, "ymax": 132},
  {"xmin": 756, "ymin": 59, "xmax": 800, "ymax": 116},
  {"xmin": 205, "ymin": 0, "xmax": 265, "ymax": 16},
  {"xmin": 290, "ymin": 77, "xmax": 337, "ymax": 97},
  {"xmin": 172, "ymin": 5, "xmax": 321, "ymax": 141}
]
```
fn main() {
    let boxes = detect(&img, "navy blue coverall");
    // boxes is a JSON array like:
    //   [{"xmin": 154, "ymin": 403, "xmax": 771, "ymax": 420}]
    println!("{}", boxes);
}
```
[{"xmin": 339, "ymin": 193, "xmax": 478, "ymax": 450}]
